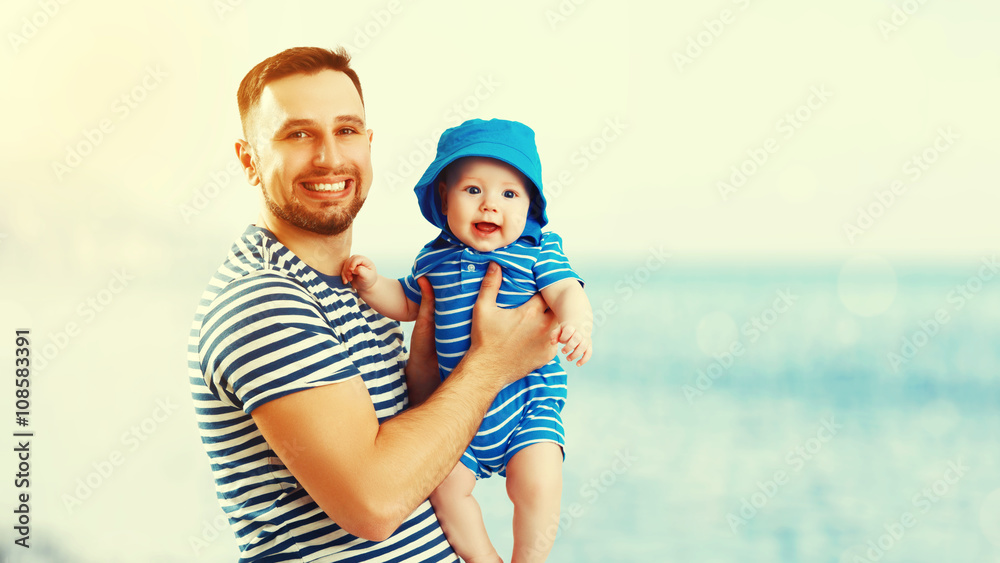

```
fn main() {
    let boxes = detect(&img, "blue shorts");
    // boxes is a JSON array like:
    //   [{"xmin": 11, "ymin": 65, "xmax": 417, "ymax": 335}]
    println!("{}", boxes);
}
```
[{"xmin": 460, "ymin": 395, "xmax": 566, "ymax": 479}]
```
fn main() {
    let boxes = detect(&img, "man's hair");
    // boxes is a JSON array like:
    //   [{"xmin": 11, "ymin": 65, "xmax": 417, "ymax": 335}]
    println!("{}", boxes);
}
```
[{"xmin": 237, "ymin": 46, "xmax": 363, "ymax": 139}]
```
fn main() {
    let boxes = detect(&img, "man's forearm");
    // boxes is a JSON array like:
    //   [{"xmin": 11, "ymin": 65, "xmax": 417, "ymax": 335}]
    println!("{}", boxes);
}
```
[
  {"xmin": 359, "ymin": 351, "xmax": 506, "ymax": 533},
  {"xmin": 256, "ymin": 350, "xmax": 508, "ymax": 542}
]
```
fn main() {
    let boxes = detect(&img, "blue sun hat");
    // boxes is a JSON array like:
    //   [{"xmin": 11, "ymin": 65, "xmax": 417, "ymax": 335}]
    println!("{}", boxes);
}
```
[{"xmin": 414, "ymin": 118, "xmax": 548, "ymax": 245}]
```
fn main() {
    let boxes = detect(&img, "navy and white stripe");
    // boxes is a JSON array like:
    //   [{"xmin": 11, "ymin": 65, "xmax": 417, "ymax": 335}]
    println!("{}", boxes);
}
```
[
  {"xmin": 188, "ymin": 225, "xmax": 457, "ymax": 562},
  {"xmin": 400, "ymin": 231, "xmax": 583, "ymax": 477}
]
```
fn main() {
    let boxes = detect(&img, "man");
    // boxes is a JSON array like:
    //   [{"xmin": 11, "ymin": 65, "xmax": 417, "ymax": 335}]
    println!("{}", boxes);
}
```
[{"xmin": 188, "ymin": 46, "xmax": 560, "ymax": 562}]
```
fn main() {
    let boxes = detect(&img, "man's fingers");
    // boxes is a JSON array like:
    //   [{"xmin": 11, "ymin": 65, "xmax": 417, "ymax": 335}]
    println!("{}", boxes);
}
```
[
  {"xmin": 519, "ymin": 292, "xmax": 552, "ymax": 316},
  {"xmin": 416, "ymin": 276, "xmax": 434, "ymax": 320},
  {"xmin": 521, "ymin": 293, "xmax": 559, "ymax": 338},
  {"xmin": 409, "ymin": 276, "xmax": 436, "ymax": 361}
]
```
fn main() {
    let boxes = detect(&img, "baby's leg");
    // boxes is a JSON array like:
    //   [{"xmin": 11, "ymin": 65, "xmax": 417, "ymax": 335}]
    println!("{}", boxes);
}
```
[
  {"xmin": 430, "ymin": 462, "xmax": 502, "ymax": 563},
  {"xmin": 505, "ymin": 442, "xmax": 563, "ymax": 563}
]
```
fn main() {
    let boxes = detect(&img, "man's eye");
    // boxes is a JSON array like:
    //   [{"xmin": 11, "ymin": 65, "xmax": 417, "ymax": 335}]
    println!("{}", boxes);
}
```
[
  {"xmin": 465, "ymin": 186, "xmax": 481, "ymax": 194},
  {"xmin": 503, "ymin": 190, "xmax": 517, "ymax": 199},
  {"xmin": 288, "ymin": 131, "xmax": 308, "ymax": 139},
  {"xmin": 338, "ymin": 127, "xmax": 358, "ymax": 135}
]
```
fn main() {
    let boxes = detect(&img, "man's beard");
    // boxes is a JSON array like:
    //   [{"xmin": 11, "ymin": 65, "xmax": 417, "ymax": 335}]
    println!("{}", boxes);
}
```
[{"xmin": 261, "ymin": 169, "xmax": 366, "ymax": 236}]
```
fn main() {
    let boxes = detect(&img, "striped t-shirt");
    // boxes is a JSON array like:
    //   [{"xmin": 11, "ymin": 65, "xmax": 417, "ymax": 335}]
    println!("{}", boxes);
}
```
[{"xmin": 188, "ymin": 225, "xmax": 458, "ymax": 563}]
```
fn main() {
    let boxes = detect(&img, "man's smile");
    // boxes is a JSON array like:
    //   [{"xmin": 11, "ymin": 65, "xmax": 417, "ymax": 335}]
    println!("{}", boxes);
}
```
[
  {"xmin": 296, "ymin": 176, "xmax": 356, "ymax": 199},
  {"xmin": 302, "ymin": 180, "xmax": 347, "ymax": 192}
]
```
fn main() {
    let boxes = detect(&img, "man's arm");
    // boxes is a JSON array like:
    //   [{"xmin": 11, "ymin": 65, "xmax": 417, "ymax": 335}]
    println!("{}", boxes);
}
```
[{"xmin": 252, "ymin": 262, "xmax": 558, "ymax": 541}]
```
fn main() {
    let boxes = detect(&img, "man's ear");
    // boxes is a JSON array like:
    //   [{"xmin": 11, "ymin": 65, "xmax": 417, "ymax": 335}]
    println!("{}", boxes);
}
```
[
  {"xmin": 438, "ymin": 180, "xmax": 448, "ymax": 214},
  {"xmin": 236, "ymin": 139, "xmax": 261, "ymax": 186}
]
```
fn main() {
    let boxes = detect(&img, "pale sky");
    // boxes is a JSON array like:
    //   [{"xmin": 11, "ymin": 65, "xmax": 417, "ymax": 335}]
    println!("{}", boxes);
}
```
[{"xmin": 2, "ymin": 0, "xmax": 998, "ymax": 282}]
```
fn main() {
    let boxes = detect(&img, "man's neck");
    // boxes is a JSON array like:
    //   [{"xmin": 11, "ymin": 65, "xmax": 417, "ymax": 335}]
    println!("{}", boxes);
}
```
[{"xmin": 256, "ymin": 211, "xmax": 351, "ymax": 277}]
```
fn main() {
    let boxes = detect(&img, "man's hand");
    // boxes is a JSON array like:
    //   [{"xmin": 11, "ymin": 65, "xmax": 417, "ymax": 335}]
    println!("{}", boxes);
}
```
[
  {"xmin": 467, "ymin": 262, "xmax": 560, "ymax": 387},
  {"xmin": 342, "ymin": 254, "xmax": 378, "ymax": 291},
  {"xmin": 404, "ymin": 276, "xmax": 439, "ymax": 407}
]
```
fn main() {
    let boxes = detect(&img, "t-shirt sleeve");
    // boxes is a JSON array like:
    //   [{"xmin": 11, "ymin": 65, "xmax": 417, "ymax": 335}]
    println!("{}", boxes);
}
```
[
  {"xmin": 533, "ymin": 231, "xmax": 584, "ymax": 290},
  {"xmin": 198, "ymin": 271, "xmax": 362, "ymax": 414},
  {"xmin": 399, "ymin": 258, "xmax": 422, "ymax": 305}
]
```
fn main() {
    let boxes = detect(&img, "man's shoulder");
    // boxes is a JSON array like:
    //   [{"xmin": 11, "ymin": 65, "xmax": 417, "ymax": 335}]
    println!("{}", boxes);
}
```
[
  {"xmin": 211, "ymin": 225, "xmax": 322, "ymax": 293},
  {"xmin": 222, "ymin": 225, "xmax": 309, "ymax": 280},
  {"xmin": 193, "ymin": 227, "xmax": 326, "ymax": 328}
]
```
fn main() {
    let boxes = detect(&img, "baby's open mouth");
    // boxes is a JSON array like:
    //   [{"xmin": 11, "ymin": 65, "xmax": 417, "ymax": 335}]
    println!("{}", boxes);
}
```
[{"xmin": 474, "ymin": 222, "xmax": 499, "ymax": 234}]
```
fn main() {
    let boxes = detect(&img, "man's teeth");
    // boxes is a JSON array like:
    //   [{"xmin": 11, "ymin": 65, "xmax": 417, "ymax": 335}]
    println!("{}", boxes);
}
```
[{"xmin": 303, "ymin": 181, "xmax": 347, "ymax": 192}]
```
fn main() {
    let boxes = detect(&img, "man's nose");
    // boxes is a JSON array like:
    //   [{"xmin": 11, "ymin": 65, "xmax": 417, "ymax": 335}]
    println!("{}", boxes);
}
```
[{"xmin": 313, "ymin": 134, "xmax": 343, "ymax": 167}]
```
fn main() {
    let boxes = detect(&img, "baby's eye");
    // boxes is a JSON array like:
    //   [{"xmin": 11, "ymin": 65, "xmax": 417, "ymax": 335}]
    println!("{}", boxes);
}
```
[
  {"xmin": 464, "ymin": 186, "xmax": 481, "ymax": 195},
  {"xmin": 503, "ymin": 190, "xmax": 518, "ymax": 199}
]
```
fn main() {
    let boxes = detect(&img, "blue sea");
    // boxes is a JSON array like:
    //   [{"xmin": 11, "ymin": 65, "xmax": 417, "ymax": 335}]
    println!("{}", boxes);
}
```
[
  {"xmin": 2, "ymin": 259, "xmax": 998, "ymax": 562},
  {"xmin": 475, "ymin": 259, "xmax": 1000, "ymax": 562}
]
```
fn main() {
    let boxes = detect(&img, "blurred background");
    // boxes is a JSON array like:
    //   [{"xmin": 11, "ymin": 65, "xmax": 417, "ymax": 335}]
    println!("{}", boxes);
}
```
[{"xmin": 0, "ymin": 1, "xmax": 997, "ymax": 561}]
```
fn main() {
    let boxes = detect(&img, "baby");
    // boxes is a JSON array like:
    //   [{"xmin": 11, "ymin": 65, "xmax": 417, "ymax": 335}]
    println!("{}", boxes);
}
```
[{"xmin": 343, "ymin": 118, "xmax": 592, "ymax": 562}]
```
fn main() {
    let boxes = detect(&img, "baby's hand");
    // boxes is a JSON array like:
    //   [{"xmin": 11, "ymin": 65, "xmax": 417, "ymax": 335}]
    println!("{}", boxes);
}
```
[
  {"xmin": 556, "ymin": 323, "xmax": 592, "ymax": 367},
  {"xmin": 342, "ymin": 255, "xmax": 378, "ymax": 291}
]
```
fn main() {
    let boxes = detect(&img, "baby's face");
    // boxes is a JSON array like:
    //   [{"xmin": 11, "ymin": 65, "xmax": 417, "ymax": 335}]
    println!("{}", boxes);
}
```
[{"xmin": 440, "ymin": 157, "xmax": 532, "ymax": 252}]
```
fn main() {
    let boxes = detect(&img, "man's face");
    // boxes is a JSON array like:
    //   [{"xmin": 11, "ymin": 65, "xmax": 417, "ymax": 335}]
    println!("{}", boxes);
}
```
[
  {"xmin": 440, "ymin": 157, "xmax": 531, "ymax": 252},
  {"xmin": 241, "ymin": 69, "xmax": 373, "ymax": 236}
]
